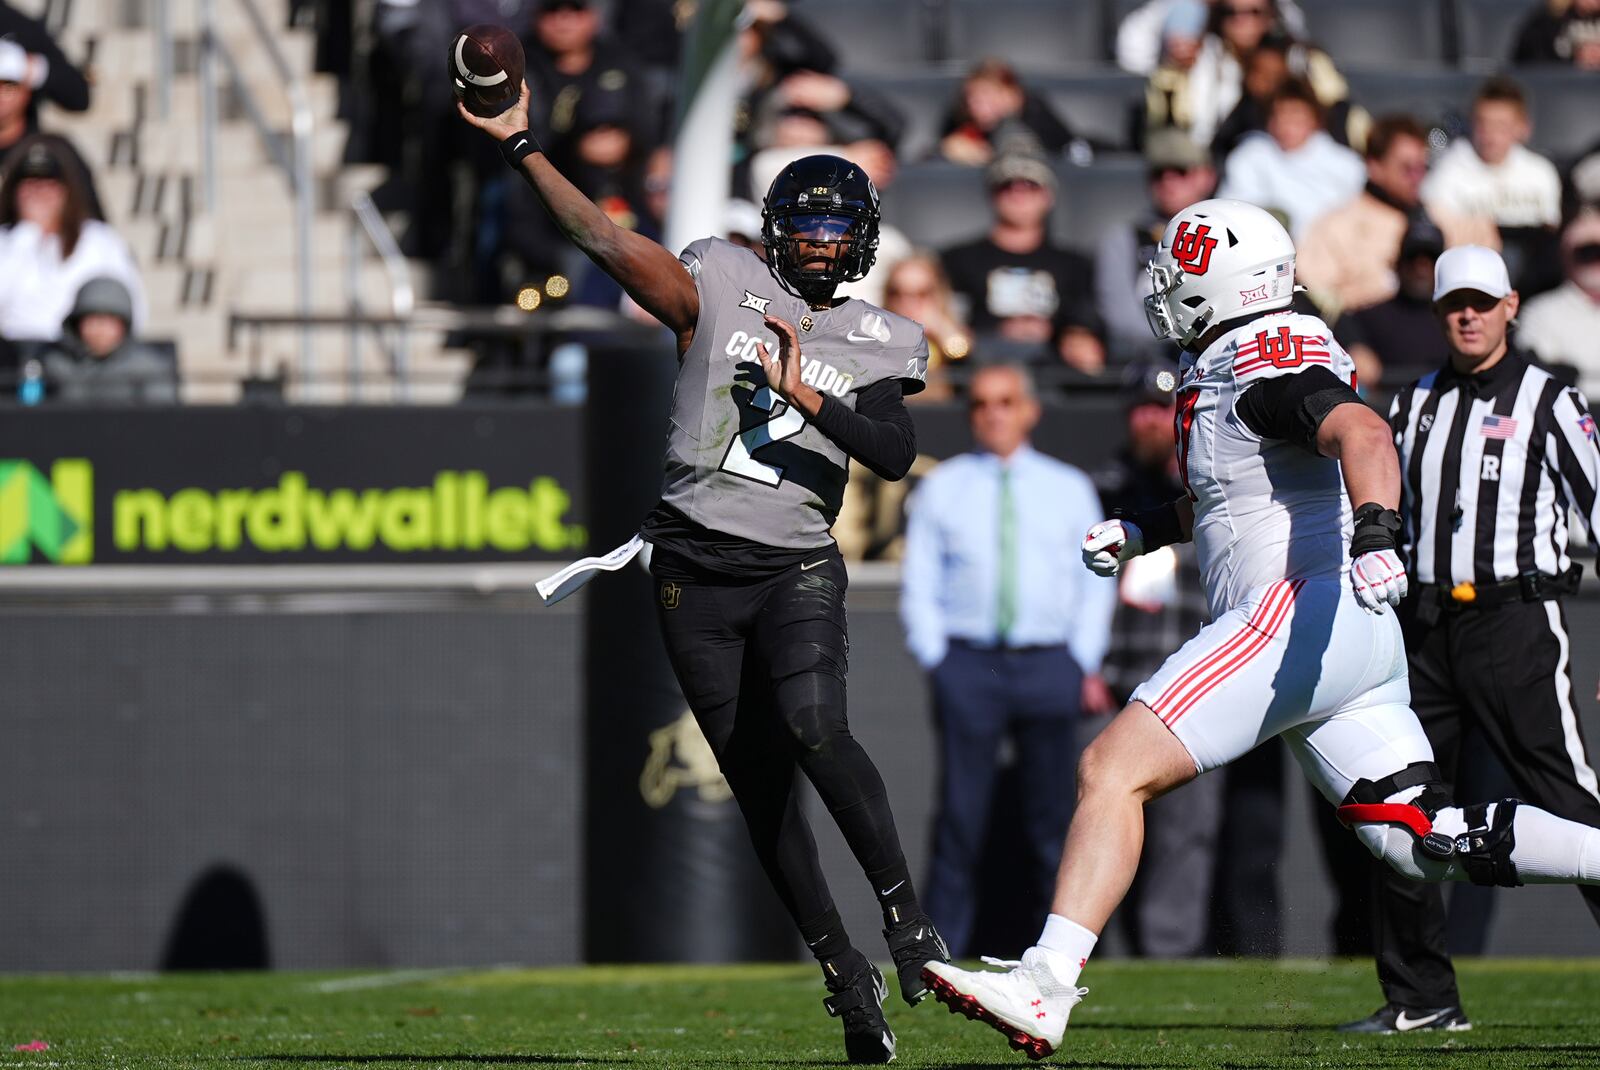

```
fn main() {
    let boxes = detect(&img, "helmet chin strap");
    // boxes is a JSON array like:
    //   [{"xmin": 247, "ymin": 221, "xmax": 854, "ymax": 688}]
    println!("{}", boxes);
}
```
[{"xmin": 765, "ymin": 240, "xmax": 841, "ymax": 306}]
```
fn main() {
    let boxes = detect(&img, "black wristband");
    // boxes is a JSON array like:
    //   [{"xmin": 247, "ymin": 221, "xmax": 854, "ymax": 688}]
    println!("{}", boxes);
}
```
[
  {"xmin": 499, "ymin": 129, "xmax": 541, "ymax": 169},
  {"xmin": 1350, "ymin": 501, "xmax": 1403, "ymax": 558},
  {"xmin": 1124, "ymin": 501, "xmax": 1185, "ymax": 553}
]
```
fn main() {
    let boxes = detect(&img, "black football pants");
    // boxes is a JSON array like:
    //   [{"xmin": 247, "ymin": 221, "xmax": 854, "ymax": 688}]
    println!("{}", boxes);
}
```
[
  {"xmin": 1372, "ymin": 595, "xmax": 1600, "ymax": 1008},
  {"xmin": 653, "ymin": 546, "xmax": 910, "ymax": 932}
]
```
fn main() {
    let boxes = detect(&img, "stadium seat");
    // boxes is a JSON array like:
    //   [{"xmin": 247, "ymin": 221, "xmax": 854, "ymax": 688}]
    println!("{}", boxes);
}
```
[
  {"xmin": 1451, "ymin": 0, "xmax": 1543, "ymax": 69},
  {"xmin": 1342, "ymin": 68, "xmax": 1481, "ymax": 133},
  {"xmin": 943, "ymin": 0, "xmax": 1107, "ymax": 70},
  {"xmin": 1517, "ymin": 68, "xmax": 1600, "ymax": 163},
  {"xmin": 880, "ymin": 161, "xmax": 991, "ymax": 252},
  {"xmin": 1298, "ymin": 0, "xmax": 1448, "ymax": 67},
  {"xmin": 1050, "ymin": 155, "xmax": 1151, "ymax": 255},
  {"xmin": 848, "ymin": 73, "xmax": 961, "ymax": 162},
  {"xmin": 1033, "ymin": 72, "xmax": 1146, "ymax": 152},
  {"xmin": 790, "ymin": 0, "xmax": 938, "ymax": 73}
]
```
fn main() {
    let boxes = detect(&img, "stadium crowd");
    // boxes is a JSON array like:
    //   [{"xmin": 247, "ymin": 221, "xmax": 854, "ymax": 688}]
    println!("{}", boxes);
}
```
[
  {"xmin": 1, "ymin": 0, "xmax": 1598, "ymax": 404},
  {"xmin": 0, "ymin": 5, "xmax": 173, "ymax": 403},
  {"xmin": 322, "ymin": 0, "xmax": 1600, "ymax": 399}
]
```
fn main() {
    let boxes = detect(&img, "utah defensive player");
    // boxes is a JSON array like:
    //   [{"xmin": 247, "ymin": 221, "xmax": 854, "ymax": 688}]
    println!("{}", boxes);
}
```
[
  {"xmin": 921, "ymin": 199, "xmax": 1600, "ymax": 1059},
  {"xmin": 459, "ymin": 85, "xmax": 948, "ymax": 1063}
]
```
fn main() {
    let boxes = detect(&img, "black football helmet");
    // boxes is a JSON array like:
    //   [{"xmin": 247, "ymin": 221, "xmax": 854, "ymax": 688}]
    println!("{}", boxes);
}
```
[{"xmin": 761, "ymin": 154, "xmax": 881, "ymax": 302}]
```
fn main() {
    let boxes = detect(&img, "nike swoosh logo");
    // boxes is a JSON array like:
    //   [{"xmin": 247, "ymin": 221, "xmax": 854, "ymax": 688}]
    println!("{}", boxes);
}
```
[
  {"xmin": 914, "ymin": 927, "xmax": 925, "ymax": 941},
  {"xmin": 1394, "ymin": 1010, "xmax": 1447, "ymax": 1031},
  {"xmin": 878, "ymin": 879, "xmax": 905, "ymax": 896},
  {"xmin": 845, "ymin": 330, "xmax": 881, "ymax": 343},
  {"xmin": 514, "ymin": 139, "xmax": 527, "ymax": 151},
  {"xmin": 801, "ymin": 558, "xmax": 829, "ymax": 571}
]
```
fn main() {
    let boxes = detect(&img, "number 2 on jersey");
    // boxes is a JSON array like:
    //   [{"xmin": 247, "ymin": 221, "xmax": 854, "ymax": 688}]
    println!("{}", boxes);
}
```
[{"xmin": 720, "ymin": 386, "xmax": 807, "ymax": 486}]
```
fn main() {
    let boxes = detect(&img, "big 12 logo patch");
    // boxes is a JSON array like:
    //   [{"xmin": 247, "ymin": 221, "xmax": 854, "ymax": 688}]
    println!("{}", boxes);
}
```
[{"xmin": 1171, "ymin": 221, "xmax": 1218, "ymax": 276}]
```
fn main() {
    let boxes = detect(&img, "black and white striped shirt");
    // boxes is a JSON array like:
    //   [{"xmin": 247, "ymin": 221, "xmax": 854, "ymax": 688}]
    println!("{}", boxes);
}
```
[{"xmin": 1390, "ymin": 351, "xmax": 1600, "ymax": 588}]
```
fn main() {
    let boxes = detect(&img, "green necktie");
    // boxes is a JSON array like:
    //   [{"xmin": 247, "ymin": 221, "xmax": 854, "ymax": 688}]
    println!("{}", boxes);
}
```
[{"xmin": 997, "ymin": 465, "xmax": 1017, "ymax": 642}]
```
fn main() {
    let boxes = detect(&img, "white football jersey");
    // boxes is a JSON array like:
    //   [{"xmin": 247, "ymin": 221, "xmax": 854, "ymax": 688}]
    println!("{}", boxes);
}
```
[{"xmin": 1177, "ymin": 310, "xmax": 1359, "ymax": 619}]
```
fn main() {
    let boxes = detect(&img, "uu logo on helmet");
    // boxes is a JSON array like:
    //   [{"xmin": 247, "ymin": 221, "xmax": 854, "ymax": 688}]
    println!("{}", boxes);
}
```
[{"xmin": 1172, "ymin": 221, "xmax": 1219, "ymax": 276}]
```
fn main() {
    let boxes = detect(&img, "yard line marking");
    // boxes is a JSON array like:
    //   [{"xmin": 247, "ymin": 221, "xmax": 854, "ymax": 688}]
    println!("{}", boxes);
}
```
[{"xmin": 306, "ymin": 968, "xmax": 470, "ymax": 993}]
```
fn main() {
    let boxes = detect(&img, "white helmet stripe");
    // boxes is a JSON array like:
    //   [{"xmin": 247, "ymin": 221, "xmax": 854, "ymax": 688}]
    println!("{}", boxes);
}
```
[{"xmin": 455, "ymin": 36, "xmax": 510, "ymax": 87}]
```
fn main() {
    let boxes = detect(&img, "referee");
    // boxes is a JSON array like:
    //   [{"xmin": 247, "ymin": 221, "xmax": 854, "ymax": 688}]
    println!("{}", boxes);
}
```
[{"xmin": 1344, "ymin": 245, "xmax": 1600, "ymax": 1033}]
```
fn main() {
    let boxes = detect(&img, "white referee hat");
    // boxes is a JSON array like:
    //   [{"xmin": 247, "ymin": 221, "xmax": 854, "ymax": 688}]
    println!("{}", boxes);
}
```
[{"xmin": 1433, "ymin": 244, "xmax": 1512, "ymax": 302}]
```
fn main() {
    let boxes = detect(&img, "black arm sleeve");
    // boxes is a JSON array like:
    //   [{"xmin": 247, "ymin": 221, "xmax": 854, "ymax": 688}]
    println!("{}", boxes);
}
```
[
  {"xmin": 1235, "ymin": 366, "xmax": 1365, "ymax": 455},
  {"xmin": 811, "ymin": 378, "xmax": 917, "ymax": 482}
]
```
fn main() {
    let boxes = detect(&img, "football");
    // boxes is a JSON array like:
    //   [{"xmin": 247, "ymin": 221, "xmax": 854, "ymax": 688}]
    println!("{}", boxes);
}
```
[{"xmin": 448, "ymin": 24, "xmax": 525, "ymax": 118}]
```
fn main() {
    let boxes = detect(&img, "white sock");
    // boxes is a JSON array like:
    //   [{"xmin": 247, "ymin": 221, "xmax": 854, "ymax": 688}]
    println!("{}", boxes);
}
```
[
  {"xmin": 1035, "ymin": 914, "xmax": 1097, "ymax": 987},
  {"xmin": 1505, "ymin": 803, "xmax": 1600, "ymax": 884}
]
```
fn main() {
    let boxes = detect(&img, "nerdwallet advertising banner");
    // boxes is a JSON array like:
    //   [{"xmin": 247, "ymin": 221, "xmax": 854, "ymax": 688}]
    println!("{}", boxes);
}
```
[{"xmin": 0, "ymin": 406, "xmax": 588, "ymax": 564}]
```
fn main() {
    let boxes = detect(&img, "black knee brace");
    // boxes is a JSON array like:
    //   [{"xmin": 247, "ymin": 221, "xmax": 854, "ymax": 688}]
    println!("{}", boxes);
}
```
[
  {"xmin": 1336, "ymin": 761, "xmax": 1523, "ymax": 887},
  {"xmin": 1453, "ymin": 800, "xmax": 1523, "ymax": 888},
  {"xmin": 1336, "ymin": 761, "xmax": 1457, "ymax": 862}
]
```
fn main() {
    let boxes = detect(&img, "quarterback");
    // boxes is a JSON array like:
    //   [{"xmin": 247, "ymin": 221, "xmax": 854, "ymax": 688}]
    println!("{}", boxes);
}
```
[
  {"xmin": 460, "ymin": 86, "xmax": 948, "ymax": 1063},
  {"xmin": 923, "ymin": 199, "xmax": 1600, "ymax": 1059}
]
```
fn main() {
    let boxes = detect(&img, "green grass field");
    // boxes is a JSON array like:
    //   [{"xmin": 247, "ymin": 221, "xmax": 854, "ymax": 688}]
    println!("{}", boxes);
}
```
[{"xmin": 3, "ymin": 960, "xmax": 1599, "ymax": 1069}]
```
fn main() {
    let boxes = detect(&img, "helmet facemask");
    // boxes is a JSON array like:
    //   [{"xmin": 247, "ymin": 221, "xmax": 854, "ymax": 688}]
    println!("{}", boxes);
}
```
[
  {"xmin": 1144, "ymin": 259, "xmax": 1214, "ymax": 349},
  {"xmin": 763, "ymin": 207, "xmax": 878, "ymax": 302}
]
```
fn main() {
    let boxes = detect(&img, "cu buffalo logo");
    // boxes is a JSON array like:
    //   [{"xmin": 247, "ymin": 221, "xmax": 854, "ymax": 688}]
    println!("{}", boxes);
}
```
[{"xmin": 1171, "ymin": 221, "xmax": 1219, "ymax": 276}]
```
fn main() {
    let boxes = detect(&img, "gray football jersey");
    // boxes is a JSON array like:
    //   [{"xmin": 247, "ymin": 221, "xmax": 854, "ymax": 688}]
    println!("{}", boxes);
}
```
[{"xmin": 659, "ymin": 237, "xmax": 929, "ymax": 549}]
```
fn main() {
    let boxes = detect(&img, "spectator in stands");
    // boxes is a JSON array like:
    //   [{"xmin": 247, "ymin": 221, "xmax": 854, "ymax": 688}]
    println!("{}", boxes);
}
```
[
  {"xmin": 938, "ymin": 60, "xmax": 1073, "ymax": 167},
  {"xmin": 737, "ymin": 1, "xmax": 908, "ymax": 169},
  {"xmin": 1217, "ymin": 79, "xmax": 1363, "ymax": 239},
  {"xmin": 941, "ymin": 151, "xmax": 1094, "ymax": 364},
  {"xmin": 0, "ymin": 1, "xmax": 90, "ymax": 124},
  {"xmin": 1207, "ymin": 31, "xmax": 1365, "ymax": 163},
  {"xmin": 1517, "ymin": 210, "xmax": 1600, "ymax": 396},
  {"xmin": 1172, "ymin": 0, "xmax": 1295, "ymax": 151},
  {"xmin": 1116, "ymin": 0, "xmax": 1307, "ymax": 75},
  {"xmin": 37, "ymin": 276, "xmax": 175, "ymax": 404},
  {"xmin": 1053, "ymin": 313, "xmax": 1108, "ymax": 382},
  {"xmin": 881, "ymin": 253, "xmax": 967, "ymax": 402},
  {"xmin": 1298, "ymin": 115, "xmax": 1499, "ymax": 317},
  {"xmin": 1332, "ymin": 220, "xmax": 1451, "ymax": 391},
  {"xmin": 0, "ymin": 42, "xmax": 100, "ymax": 216},
  {"xmin": 1422, "ymin": 77, "xmax": 1563, "ymax": 297},
  {"xmin": 525, "ymin": 0, "xmax": 653, "ymax": 184},
  {"xmin": 609, "ymin": 0, "xmax": 687, "ymax": 73},
  {"xmin": 750, "ymin": 71, "xmax": 905, "ymax": 162},
  {"xmin": 0, "ymin": 138, "xmax": 144, "ymax": 344},
  {"xmin": 1095, "ymin": 127, "xmax": 1216, "ymax": 361},
  {"xmin": 1423, "ymin": 76, "xmax": 1562, "ymax": 232},
  {"xmin": 498, "ymin": 0, "xmax": 654, "ymax": 301},
  {"xmin": 1513, "ymin": 0, "xmax": 1600, "ymax": 69},
  {"xmin": 1136, "ymin": 0, "xmax": 1210, "ymax": 151}
]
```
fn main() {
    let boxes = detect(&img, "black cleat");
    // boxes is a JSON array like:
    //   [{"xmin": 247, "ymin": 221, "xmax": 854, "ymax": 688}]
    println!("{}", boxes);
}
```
[
  {"xmin": 884, "ymin": 914, "xmax": 951, "ymax": 1006},
  {"xmin": 1336, "ymin": 1002, "xmax": 1472, "ymax": 1034},
  {"xmin": 823, "ymin": 960, "xmax": 896, "ymax": 1064}
]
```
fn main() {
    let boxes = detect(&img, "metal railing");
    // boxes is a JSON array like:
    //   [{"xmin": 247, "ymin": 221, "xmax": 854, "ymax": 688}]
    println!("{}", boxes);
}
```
[
  {"xmin": 197, "ymin": 0, "xmax": 315, "ymax": 384},
  {"xmin": 346, "ymin": 190, "xmax": 415, "ymax": 401}
]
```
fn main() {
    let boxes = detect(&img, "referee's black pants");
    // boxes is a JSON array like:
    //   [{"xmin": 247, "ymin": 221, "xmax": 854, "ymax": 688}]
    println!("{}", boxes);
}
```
[
  {"xmin": 1373, "ymin": 593, "xmax": 1600, "ymax": 1008},
  {"xmin": 651, "ymin": 546, "xmax": 911, "ymax": 936}
]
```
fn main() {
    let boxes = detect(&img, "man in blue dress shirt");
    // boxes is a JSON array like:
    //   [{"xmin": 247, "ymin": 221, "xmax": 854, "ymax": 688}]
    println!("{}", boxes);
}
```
[{"xmin": 901, "ymin": 364, "xmax": 1117, "ymax": 955}]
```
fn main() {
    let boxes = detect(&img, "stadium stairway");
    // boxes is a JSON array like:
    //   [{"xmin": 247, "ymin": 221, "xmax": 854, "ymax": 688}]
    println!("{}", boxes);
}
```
[{"xmin": 23, "ymin": 0, "xmax": 472, "ymax": 402}]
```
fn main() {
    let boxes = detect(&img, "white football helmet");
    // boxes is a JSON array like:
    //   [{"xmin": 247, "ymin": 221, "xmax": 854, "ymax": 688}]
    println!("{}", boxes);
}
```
[{"xmin": 1144, "ymin": 198, "xmax": 1297, "ymax": 349}]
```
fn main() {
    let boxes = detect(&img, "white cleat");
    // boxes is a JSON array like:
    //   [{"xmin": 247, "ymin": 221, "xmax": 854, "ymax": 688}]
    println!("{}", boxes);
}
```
[{"xmin": 921, "ymin": 950, "xmax": 1088, "ymax": 1061}]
